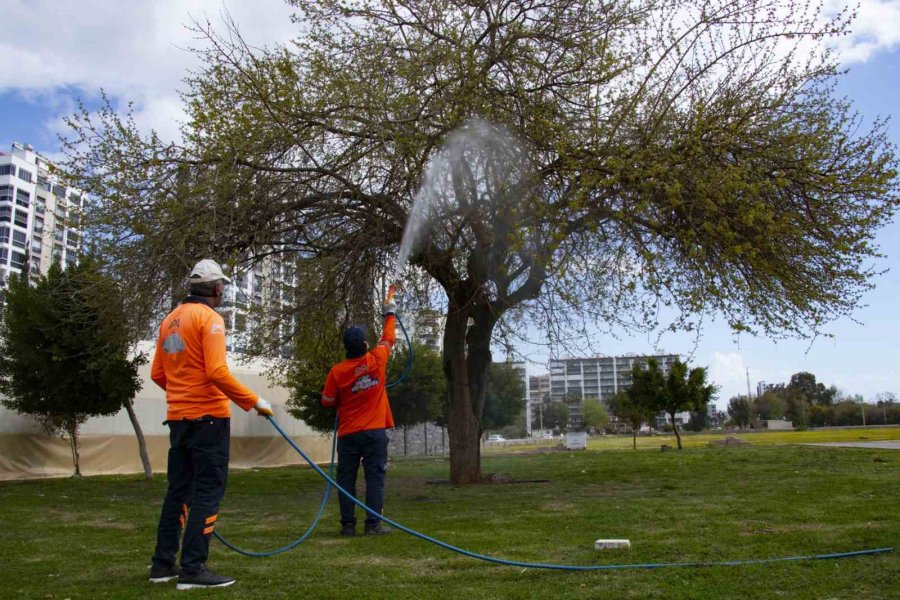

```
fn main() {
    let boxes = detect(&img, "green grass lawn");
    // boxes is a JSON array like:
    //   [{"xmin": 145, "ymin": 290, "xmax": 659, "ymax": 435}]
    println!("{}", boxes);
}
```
[
  {"xmin": 483, "ymin": 426, "xmax": 900, "ymax": 453},
  {"xmin": 1, "ymin": 437, "xmax": 897, "ymax": 599}
]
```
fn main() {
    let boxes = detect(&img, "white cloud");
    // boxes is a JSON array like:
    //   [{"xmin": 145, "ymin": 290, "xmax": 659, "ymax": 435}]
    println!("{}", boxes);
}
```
[
  {"xmin": 825, "ymin": 0, "xmax": 900, "ymax": 63},
  {"xmin": 3, "ymin": 0, "xmax": 898, "ymax": 150},
  {"xmin": 707, "ymin": 352, "xmax": 753, "ymax": 407},
  {"xmin": 1, "ymin": 0, "xmax": 298, "ymax": 143}
]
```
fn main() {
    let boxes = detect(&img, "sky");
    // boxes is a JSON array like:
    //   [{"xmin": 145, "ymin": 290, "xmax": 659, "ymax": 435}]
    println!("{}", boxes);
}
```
[{"xmin": 2, "ymin": 0, "xmax": 899, "ymax": 407}]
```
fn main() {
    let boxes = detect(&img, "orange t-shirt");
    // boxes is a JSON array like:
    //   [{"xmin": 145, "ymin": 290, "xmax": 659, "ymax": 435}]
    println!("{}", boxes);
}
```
[
  {"xmin": 321, "ymin": 316, "xmax": 396, "ymax": 437},
  {"xmin": 151, "ymin": 298, "xmax": 258, "ymax": 420}
]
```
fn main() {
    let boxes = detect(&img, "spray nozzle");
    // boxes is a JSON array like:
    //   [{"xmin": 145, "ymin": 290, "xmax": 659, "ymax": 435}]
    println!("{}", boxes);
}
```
[{"xmin": 386, "ymin": 282, "xmax": 399, "ymax": 303}]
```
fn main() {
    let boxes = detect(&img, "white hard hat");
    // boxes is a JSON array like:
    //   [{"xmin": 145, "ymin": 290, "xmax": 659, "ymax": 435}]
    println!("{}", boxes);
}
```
[{"xmin": 189, "ymin": 259, "xmax": 231, "ymax": 284}]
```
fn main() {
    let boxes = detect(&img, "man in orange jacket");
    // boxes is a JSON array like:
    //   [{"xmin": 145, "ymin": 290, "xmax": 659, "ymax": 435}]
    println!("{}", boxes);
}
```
[
  {"xmin": 321, "ymin": 297, "xmax": 397, "ymax": 536},
  {"xmin": 148, "ymin": 259, "xmax": 273, "ymax": 590}
]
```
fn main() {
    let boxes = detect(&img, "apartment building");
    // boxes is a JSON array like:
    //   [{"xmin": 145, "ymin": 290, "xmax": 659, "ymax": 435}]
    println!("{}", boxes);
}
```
[
  {"xmin": 549, "ymin": 353, "xmax": 679, "ymax": 403},
  {"xmin": 548, "ymin": 353, "xmax": 679, "ymax": 430},
  {"xmin": 218, "ymin": 256, "xmax": 298, "ymax": 355},
  {"xmin": 0, "ymin": 143, "xmax": 83, "ymax": 284}
]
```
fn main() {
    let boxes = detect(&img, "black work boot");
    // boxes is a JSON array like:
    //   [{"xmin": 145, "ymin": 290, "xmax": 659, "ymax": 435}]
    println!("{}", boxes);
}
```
[
  {"xmin": 176, "ymin": 565, "xmax": 236, "ymax": 590},
  {"xmin": 341, "ymin": 523, "xmax": 356, "ymax": 537}
]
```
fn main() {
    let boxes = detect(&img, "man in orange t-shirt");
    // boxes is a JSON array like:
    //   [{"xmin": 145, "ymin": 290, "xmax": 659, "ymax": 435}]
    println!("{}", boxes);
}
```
[
  {"xmin": 321, "ymin": 298, "xmax": 397, "ymax": 536},
  {"xmin": 149, "ymin": 259, "xmax": 273, "ymax": 590}
]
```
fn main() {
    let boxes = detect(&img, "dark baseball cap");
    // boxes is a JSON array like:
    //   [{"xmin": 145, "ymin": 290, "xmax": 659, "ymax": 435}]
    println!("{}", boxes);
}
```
[{"xmin": 343, "ymin": 325, "xmax": 367, "ymax": 357}]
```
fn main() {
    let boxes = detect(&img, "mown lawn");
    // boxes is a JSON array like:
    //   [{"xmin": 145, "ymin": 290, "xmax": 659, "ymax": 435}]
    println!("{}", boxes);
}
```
[
  {"xmin": 484, "ymin": 426, "xmax": 900, "ymax": 453},
  {"xmin": 1, "ymin": 439, "xmax": 897, "ymax": 599}
]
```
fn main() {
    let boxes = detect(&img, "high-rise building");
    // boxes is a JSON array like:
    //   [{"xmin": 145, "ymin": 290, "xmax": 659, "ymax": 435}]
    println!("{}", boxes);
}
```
[
  {"xmin": 218, "ymin": 257, "xmax": 298, "ymax": 355},
  {"xmin": 548, "ymin": 353, "xmax": 679, "ymax": 403},
  {"xmin": 0, "ymin": 142, "xmax": 83, "ymax": 285}
]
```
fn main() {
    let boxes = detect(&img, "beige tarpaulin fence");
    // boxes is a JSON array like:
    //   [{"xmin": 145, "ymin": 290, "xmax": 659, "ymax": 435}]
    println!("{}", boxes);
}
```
[{"xmin": 0, "ymin": 347, "xmax": 331, "ymax": 481}]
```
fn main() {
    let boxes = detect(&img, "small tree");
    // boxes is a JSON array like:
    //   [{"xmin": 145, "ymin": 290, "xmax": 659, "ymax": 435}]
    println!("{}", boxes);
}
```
[
  {"xmin": 540, "ymin": 398, "xmax": 570, "ymax": 433},
  {"xmin": 753, "ymin": 391, "xmax": 786, "ymax": 421},
  {"xmin": 482, "ymin": 362, "xmax": 526, "ymax": 434},
  {"xmin": 630, "ymin": 359, "xmax": 715, "ymax": 449},
  {"xmin": 686, "ymin": 406, "xmax": 709, "ymax": 432},
  {"xmin": 582, "ymin": 398, "xmax": 610, "ymax": 434},
  {"xmin": 727, "ymin": 396, "xmax": 752, "ymax": 430},
  {"xmin": 610, "ymin": 391, "xmax": 655, "ymax": 450},
  {"xmin": 387, "ymin": 342, "xmax": 445, "ymax": 455},
  {"xmin": 0, "ymin": 262, "xmax": 144, "ymax": 477}
]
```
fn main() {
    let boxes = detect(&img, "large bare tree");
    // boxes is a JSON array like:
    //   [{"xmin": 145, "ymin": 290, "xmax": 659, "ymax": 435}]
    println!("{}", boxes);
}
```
[{"xmin": 63, "ymin": 0, "xmax": 898, "ymax": 483}]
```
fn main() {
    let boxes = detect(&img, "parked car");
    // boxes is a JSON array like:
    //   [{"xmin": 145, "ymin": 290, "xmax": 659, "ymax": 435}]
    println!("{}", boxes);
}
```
[{"xmin": 487, "ymin": 434, "xmax": 506, "ymax": 442}]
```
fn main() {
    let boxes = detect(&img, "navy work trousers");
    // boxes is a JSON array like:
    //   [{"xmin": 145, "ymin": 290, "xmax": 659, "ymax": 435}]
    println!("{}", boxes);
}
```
[
  {"xmin": 152, "ymin": 416, "xmax": 230, "ymax": 574},
  {"xmin": 336, "ymin": 428, "xmax": 389, "ymax": 527}
]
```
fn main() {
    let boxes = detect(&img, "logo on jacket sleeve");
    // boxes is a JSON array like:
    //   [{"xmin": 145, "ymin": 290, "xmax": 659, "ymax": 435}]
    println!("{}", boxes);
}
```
[
  {"xmin": 210, "ymin": 323, "xmax": 225, "ymax": 335},
  {"xmin": 351, "ymin": 375, "xmax": 380, "ymax": 394}
]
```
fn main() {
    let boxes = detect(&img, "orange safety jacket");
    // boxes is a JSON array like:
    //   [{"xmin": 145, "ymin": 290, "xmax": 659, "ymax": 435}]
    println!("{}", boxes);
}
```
[
  {"xmin": 151, "ymin": 297, "xmax": 258, "ymax": 420},
  {"xmin": 321, "ymin": 315, "xmax": 396, "ymax": 437}
]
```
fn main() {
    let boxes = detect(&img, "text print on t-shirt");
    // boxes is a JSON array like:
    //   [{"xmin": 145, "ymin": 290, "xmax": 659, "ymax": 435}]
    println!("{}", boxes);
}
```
[{"xmin": 351, "ymin": 374, "xmax": 380, "ymax": 394}]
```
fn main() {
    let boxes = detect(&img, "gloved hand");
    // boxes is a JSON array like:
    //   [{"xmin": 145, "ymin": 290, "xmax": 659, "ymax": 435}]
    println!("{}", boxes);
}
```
[
  {"xmin": 383, "ymin": 299, "xmax": 397, "ymax": 316},
  {"xmin": 254, "ymin": 397, "xmax": 274, "ymax": 417}
]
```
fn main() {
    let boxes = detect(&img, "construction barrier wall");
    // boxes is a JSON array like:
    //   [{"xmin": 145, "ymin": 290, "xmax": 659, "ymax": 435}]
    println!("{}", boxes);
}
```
[{"xmin": 0, "ymin": 348, "xmax": 331, "ymax": 481}]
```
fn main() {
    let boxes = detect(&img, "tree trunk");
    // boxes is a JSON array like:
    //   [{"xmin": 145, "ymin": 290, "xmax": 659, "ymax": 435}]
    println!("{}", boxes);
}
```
[
  {"xmin": 443, "ymin": 308, "xmax": 484, "ymax": 484},
  {"xmin": 124, "ymin": 399, "xmax": 153, "ymax": 480},
  {"xmin": 670, "ymin": 411, "xmax": 683, "ymax": 449},
  {"xmin": 632, "ymin": 429, "xmax": 637, "ymax": 450},
  {"xmin": 67, "ymin": 422, "xmax": 81, "ymax": 477}
]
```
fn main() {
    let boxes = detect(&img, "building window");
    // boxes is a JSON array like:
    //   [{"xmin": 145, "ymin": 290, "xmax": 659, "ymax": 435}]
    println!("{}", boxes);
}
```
[
  {"xmin": 0, "ymin": 248, "xmax": 8, "ymax": 264},
  {"xmin": 54, "ymin": 206, "xmax": 66, "ymax": 221},
  {"xmin": 13, "ymin": 210, "xmax": 28, "ymax": 228},
  {"xmin": 10, "ymin": 251, "xmax": 25, "ymax": 270},
  {"xmin": 66, "ymin": 231, "xmax": 79, "ymax": 248},
  {"xmin": 0, "ymin": 185, "xmax": 12, "ymax": 203},
  {"xmin": 0, "ymin": 206, "xmax": 11, "ymax": 223},
  {"xmin": 18, "ymin": 169, "xmax": 33, "ymax": 183},
  {"xmin": 32, "ymin": 216, "xmax": 43, "ymax": 235},
  {"xmin": 37, "ymin": 175, "xmax": 50, "ymax": 192},
  {"xmin": 35, "ymin": 198, "xmax": 45, "ymax": 214},
  {"xmin": 15, "ymin": 188, "xmax": 29, "ymax": 207},
  {"xmin": 12, "ymin": 230, "xmax": 27, "ymax": 249},
  {"xmin": 0, "ymin": 165, "xmax": 14, "ymax": 177},
  {"xmin": 30, "ymin": 256, "xmax": 41, "ymax": 272},
  {"xmin": 65, "ymin": 252, "xmax": 77, "ymax": 266},
  {"xmin": 31, "ymin": 239, "xmax": 42, "ymax": 255},
  {"xmin": 53, "ymin": 184, "xmax": 66, "ymax": 198},
  {"xmin": 0, "ymin": 226, "xmax": 9, "ymax": 244}
]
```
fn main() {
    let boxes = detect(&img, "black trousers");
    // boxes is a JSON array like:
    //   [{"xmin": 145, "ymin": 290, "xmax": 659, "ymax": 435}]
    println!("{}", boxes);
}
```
[
  {"xmin": 336, "ymin": 428, "xmax": 389, "ymax": 527},
  {"xmin": 152, "ymin": 417, "xmax": 230, "ymax": 574}
]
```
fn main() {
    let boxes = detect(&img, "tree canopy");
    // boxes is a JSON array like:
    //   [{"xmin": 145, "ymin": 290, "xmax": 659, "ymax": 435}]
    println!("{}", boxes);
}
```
[
  {"xmin": 609, "ymin": 390, "xmax": 657, "ymax": 449},
  {"xmin": 0, "ymin": 261, "xmax": 144, "ymax": 476},
  {"xmin": 628, "ymin": 358, "xmax": 715, "ymax": 448},
  {"xmin": 482, "ymin": 362, "xmax": 526, "ymax": 432},
  {"xmin": 63, "ymin": 0, "xmax": 898, "ymax": 483}
]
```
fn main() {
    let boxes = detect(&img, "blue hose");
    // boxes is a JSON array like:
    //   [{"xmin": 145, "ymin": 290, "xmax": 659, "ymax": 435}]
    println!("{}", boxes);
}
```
[
  {"xmin": 386, "ymin": 314, "xmax": 412, "ymax": 389},
  {"xmin": 212, "ymin": 314, "xmax": 411, "ymax": 556},
  {"xmin": 260, "ymin": 416, "xmax": 893, "ymax": 571},
  {"xmin": 216, "ymin": 309, "xmax": 892, "ymax": 569},
  {"xmin": 211, "ymin": 417, "xmax": 338, "ymax": 557}
]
